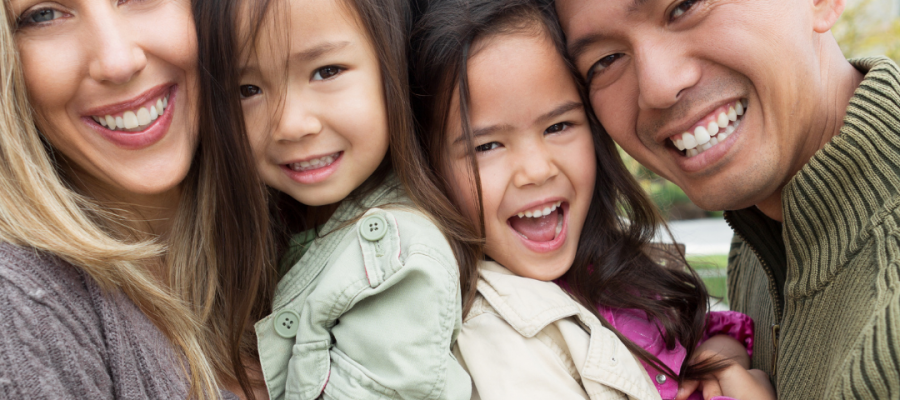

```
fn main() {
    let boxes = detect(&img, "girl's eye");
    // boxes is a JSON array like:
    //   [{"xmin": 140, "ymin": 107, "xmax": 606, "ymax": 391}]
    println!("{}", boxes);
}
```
[
  {"xmin": 312, "ymin": 66, "xmax": 343, "ymax": 81},
  {"xmin": 587, "ymin": 53, "xmax": 623, "ymax": 83},
  {"xmin": 546, "ymin": 123, "xmax": 570, "ymax": 134},
  {"xmin": 475, "ymin": 142, "xmax": 501, "ymax": 153},
  {"xmin": 670, "ymin": 0, "xmax": 701, "ymax": 21},
  {"xmin": 239, "ymin": 85, "xmax": 262, "ymax": 99},
  {"xmin": 18, "ymin": 8, "xmax": 65, "ymax": 27}
]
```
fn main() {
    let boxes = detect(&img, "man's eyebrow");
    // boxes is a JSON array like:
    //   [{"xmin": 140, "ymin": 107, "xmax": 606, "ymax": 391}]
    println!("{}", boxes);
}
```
[
  {"xmin": 293, "ymin": 40, "xmax": 351, "ymax": 62},
  {"xmin": 452, "ymin": 101, "xmax": 583, "ymax": 145},
  {"xmin": 568, "ymin": 33, "xmax": 603, "ymax": 62},
  {"xmin": 568, "ymin": 0, "xmax": 651, "ymax": 60}
]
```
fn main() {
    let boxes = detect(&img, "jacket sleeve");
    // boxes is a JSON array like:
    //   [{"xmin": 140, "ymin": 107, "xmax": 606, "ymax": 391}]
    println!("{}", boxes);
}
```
[
  {"xmin": 325, "ymin": 246, "xmax": 471, "ymax": 400},
  {"xmin": 455, "ymin": 311, "xmax": 592, "ymax": 400}
]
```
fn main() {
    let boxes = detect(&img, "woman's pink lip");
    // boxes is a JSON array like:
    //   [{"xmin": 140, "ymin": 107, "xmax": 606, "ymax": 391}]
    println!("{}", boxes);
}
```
[
  {"xmin": 81, "ymin": 83, "xmax": 173, "ymax": 117},
  {"xmin": 509, "ymin": 203, "xmax": 569, "ymax": 254},
  {"xmin": 280, "ymin": 152, "xmax": 343, "ymax": 185},
  {"xmin": 85, "ymin": 85, "xmax": 177, "ymax": 150}
]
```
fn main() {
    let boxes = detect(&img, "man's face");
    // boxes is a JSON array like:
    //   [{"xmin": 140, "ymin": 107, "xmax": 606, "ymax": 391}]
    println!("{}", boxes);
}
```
[{"xmin": 557, "ymin": 0, "xmax": 834, "ymax": 211}]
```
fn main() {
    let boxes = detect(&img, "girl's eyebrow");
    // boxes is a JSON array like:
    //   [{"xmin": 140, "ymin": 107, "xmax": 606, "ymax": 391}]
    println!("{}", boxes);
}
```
[
  {"xmin": 292, "ymin": 40, "xmax": 351, "ymax": 62},
  {"xmin": 453, "ymin": 101, "xmax": 583, "ymax": 144}
]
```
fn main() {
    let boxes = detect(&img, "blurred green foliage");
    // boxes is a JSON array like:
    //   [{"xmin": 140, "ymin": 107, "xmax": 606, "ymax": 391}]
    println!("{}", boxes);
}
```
[{"xmin": 623, "ymin": 0, "xmax": 900, "ymax": 220}]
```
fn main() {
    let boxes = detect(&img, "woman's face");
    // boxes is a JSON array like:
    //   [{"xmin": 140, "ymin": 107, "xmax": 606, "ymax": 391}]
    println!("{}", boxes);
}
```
[{"xmin": 10, "ymin": 0, "xmax": 199, "ymax": 205}]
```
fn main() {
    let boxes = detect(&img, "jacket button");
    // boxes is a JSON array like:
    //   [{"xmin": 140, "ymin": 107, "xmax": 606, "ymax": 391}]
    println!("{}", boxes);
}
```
[
  {"xmin": 273, "ymin": 310, "xmax": 300, "ymax": 339},
  {"xmin": 360, "ymin": 215, "xmax": 388, "ymax": 242},
  {"xmin": 655, "ymin": 374, "xmax": 667, "ymax": 384}
]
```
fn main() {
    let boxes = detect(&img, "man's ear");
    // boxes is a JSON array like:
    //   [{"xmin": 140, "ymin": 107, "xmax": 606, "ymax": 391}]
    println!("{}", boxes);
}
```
[{"xmin": 811, "ymin": 0, "xmax": 846, "ymax": 33}]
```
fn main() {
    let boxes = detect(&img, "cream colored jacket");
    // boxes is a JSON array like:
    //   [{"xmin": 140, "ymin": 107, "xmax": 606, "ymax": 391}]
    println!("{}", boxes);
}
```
[{"xmin": 452, "ymin": 261, "xmax": 661, "ymax": 400}]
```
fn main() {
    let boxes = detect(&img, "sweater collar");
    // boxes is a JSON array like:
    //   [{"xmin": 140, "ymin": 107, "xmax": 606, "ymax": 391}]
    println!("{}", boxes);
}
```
[
  {"xmin": 781, "ymin": 57, "xmax": 900, "ymax": 296},
  {"xmin": 760, "ymin": 57, "xmax": 900, "ymax": 297}
]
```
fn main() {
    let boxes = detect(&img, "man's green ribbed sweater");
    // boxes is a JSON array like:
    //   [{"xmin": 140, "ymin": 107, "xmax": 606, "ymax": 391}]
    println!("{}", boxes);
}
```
[{"xmin": 726, "ymin": 56, "xmax": 900, "ymax": 399}]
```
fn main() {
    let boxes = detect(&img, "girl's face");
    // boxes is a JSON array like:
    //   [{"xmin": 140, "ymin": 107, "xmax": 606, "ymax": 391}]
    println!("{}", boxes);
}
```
[
  {"xmin": 239, "ymin": 0, "xmax": 389, "ymax": 206},
  {"xmin": 11, "ymin": 0, "xmax": 199, "ymax": 206},
  {"xmin": 444, "ymin": 31, "xmax": 597, "ymax": 281}
]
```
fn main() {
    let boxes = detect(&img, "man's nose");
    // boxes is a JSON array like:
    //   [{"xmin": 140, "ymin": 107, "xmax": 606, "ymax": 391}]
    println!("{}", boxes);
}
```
[{"xmin": 633, "ymin": 36, "xmax": 700, "ymax": 110}]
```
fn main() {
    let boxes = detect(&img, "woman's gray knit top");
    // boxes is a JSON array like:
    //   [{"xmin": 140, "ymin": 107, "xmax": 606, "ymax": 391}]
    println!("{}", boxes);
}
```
[{"xmin": 0, "ymin": 242, "xmax": 237, "ymax": 399}]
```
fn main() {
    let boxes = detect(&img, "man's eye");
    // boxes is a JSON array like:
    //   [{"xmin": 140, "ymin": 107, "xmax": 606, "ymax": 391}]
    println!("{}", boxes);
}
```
[
  {"xmin": 312, "ymin": 66, "xmax": 343, "ymax": 81},
  {"xmin": 670, "ymin": 0, "xmax": 701, "ymax": 21},
  {"xmin": 18, "ymin": 8, "xmax": 64, "ymax": 27},
  {"xmin": 587, "ymin": 53, "xmax": 623, "ymax": 82},
  {"xmin": 475, "ymin": 142, "xmax": 501, "ymax": 152},
  {"xmin": 239, "ymin": 85, "xmax": 262, "ymax": 98},
  {"xmin": 546, "ymin": 123, "xmax": 570, "ymax": 134}
]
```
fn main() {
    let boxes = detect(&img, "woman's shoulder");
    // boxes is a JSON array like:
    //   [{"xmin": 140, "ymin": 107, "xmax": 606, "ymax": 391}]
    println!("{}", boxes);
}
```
[{"xmin": 0, "ymin": 242, "xmax": 91, "ymax": 307}]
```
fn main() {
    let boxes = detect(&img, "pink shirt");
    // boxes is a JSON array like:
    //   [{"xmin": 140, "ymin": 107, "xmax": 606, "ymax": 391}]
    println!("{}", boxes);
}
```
[{"xmin": 598, "ymin": 307, "xmax": 754, "ymax": 400}]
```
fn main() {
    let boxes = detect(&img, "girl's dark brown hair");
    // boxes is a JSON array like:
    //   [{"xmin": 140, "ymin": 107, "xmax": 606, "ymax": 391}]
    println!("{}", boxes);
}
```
[
  {"xmin": 410, "ymin": 0, "xmax": 718, "ymax": 382},
  {"xmin": 191, "ymin": 0, "xmax": 279, "ymax": 398}
]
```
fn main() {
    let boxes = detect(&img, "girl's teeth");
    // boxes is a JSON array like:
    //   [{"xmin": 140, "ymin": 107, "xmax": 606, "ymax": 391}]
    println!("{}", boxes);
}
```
[
  {"xmin": 289, "ymin": 154, "xmax": 338, "ymax": 172},
  {"xmin": 123, "ymin": 111, "xmax": 139, "ymax": 129},
  {"xmin": 517, "ymin": 201, "xmax": 563, "ymax": 219}
]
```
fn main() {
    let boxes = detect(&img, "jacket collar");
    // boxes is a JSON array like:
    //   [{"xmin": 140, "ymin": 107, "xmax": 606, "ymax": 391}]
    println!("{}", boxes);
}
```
[
  {"xmin": 476, "ymin": 261, "xmax": 661, "ymax": 400},
  {"xmin": 273, "ymin": 173, "xmax": 406, "ymax": 309},
  {"xmin": 476, "ymin": 261, "xmax": 584, "ymax": 337},
  {"xmin": 727, "ymin": 57, "xmax": 900, "ymax": 298}
]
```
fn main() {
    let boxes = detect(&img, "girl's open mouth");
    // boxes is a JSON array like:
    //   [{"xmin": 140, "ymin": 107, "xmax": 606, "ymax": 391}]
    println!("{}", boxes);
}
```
[{"xmin": 508, "ymin": 201, "xmax": 568, "ymax": 253}]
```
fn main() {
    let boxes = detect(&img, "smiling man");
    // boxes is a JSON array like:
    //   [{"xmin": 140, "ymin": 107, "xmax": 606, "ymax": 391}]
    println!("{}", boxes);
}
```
[{"xmin": 554, "ymin": 0, "xmax": 900, "ymax": 398}]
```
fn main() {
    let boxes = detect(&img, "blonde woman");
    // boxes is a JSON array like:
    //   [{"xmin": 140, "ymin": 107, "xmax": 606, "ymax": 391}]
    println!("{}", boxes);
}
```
[{"xmin": 0, "ymin": 0, "xmax": 273, "ymax": 399}]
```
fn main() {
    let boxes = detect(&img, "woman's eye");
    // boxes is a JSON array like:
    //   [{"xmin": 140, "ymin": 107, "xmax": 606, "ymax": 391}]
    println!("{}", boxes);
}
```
[
  {"xmin": 546, "ymin": 123, "xmax": 570, "ymax": 134},
  {"xmin": 475, "ymin": 142, "xmax": 501, "ymax": 152},
  {"xmin": 239, "ymin": 85, "xmax": 262, "ymax": 99},
  {"xmin": 587, "ymin": 53, "xmax": 623, "ymax": 82},
  {"xmin": 670, "ymin": 0, "xmax": 701, "ymax": 21},
  {"xmin": 18, "ymin": 8, "xmax": 64, "ymax": 26},
  {"xmin": 312, "ymin": 66, "xmax": 343, "ymax": 81}
]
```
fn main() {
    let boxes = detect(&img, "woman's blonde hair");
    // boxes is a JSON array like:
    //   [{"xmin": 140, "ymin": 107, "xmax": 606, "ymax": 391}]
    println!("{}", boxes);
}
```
[{"xmin": 1, "ymin": 2, "xmax": 275, "ymax": 399}]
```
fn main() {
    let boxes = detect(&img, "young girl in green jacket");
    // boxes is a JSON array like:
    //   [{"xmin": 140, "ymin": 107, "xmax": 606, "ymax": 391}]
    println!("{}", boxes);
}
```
[{"xmin": 194, "ymin": 0, "xmax": 474, "ymax": 398}]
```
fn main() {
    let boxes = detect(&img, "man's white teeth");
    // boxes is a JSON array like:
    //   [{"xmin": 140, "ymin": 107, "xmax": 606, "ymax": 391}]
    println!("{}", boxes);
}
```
[
  {"xmin": 669, "ymin": 100, "xmax": 747, "ymax": 157},
  {"xmin": 91, "ymin": 94, "xmax": 169, "ymax": 131},
  {"xmin": 289, "ymin": 153, "xmax": 339, "ymax": 172},
  {"xmin": 516, "ymin": 201, "xmax": 563, "ymax": 219}
]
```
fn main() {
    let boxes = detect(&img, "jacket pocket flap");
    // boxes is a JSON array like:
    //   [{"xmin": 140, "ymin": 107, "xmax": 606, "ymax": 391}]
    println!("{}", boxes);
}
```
[
  {"xmin": 326, "ymin": 347, "xmax": 396, "ymax": 400},
  {"xmin": 285, "ymin": 341, "xmax": 331, "ymax": 400}
]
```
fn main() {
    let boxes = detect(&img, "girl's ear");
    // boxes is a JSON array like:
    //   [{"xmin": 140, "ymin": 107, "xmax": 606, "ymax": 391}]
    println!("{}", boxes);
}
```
[{"xmin": 811, "ymin": 0, "xmax": 846, "ymax": 33}]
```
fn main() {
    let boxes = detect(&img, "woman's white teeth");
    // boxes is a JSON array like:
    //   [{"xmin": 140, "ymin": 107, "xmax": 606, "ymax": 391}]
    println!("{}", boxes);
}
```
[
  {"xmin": 670, "ymin": 100, "xmax": 747, "ymax": 157},
  {"xmin": 92, "ymin": 94, "xmax": 169, "ymax": 131},
  {"xmin": 516, "ymin": 201, "xmax": 563, "ymax": 219},
  {"xmin": 289, "ymin": 153, "xmax": 338, "ymax": 172}
]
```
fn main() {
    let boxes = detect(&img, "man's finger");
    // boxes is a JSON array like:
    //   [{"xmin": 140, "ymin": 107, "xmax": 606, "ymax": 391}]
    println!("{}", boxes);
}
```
[
  {"xmin": 676, "ymin": 379, "xmax": 701, "ymax": 400},
  {"xmin": 701, "ymin": 378, "xmax": 724, "ymax": 400}
]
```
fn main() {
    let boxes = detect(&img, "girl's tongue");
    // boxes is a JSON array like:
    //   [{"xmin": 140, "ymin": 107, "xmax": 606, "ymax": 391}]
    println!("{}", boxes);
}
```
[{"xmin": 509, "ymin": 209, "xmax": 560, "ymax": 242}]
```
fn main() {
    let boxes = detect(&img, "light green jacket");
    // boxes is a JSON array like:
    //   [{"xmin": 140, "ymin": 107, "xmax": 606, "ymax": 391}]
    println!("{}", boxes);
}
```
[{"xmin": 255, "ymin": 177, "xmax": 471, "ymax": 400}]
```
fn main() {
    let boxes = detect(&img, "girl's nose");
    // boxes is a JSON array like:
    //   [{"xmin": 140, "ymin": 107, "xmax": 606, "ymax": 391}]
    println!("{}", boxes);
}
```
[
  {"xmin": 512, "ymin": 143, "xmax": 559, "ymax": 188},
  {"xmin": 274, "ymin": 95, "xmax": 323, "ymax": 142}
]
